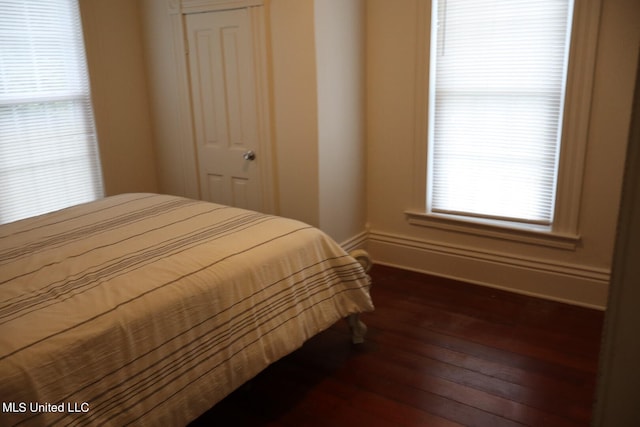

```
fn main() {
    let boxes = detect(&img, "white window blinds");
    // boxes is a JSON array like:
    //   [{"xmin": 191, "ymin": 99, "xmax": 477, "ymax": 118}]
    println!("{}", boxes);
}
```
[
  {"xmin": 428, "ymin": 0, "xmax": 574, "ymax": 225},
  {"xmin": 0, "ymin": 0, "xmax": 103, "ymax": 225}
]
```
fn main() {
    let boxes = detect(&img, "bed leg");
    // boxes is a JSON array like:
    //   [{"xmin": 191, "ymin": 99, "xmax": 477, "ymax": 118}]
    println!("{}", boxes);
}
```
[
  {"xmin": 348, "ymin": 314, "xmax": 368, "ymax": 344},
  {"xmin": 349, "ymin": 249, "xmax": 372, "ymax": 273},
  {"xmin": 347, "ymin": 249, "xmax": 371, "ymax": 344}
]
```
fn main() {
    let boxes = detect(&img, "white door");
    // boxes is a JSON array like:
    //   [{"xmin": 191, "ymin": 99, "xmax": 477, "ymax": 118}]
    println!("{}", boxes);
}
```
[{"xmin": 186, "ymin": 9, "xmax": 265, "ymax": 211}]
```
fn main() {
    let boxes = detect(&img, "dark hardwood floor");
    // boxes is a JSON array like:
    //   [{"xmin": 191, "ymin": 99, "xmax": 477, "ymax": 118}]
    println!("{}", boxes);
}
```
[{"xmin": 190, "ymin": 264, "xmax": 604, "ymax": 426}]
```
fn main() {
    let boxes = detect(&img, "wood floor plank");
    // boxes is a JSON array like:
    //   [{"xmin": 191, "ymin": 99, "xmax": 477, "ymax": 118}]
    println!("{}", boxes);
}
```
[
  {"xmin": 368, "ymin": 285, "xmax": 601, "ymax": 375},
  {"xmin": 351, "ymin": 390, "xmax": 465, "ymax": 427},
  {"xmin": 190, "ymin": 264, "xmax": 603, "ymax": 426},
  {"xmin": 373, "ymin": 328, "xmax": 595, "ymax": 404},
  {"xmin": 340, "ymin": 339, "xmax": 590, "ymax": 426},
  {"xmin": 370, "ymin": 284, "xmax": 601, "ymax": 370},
  {"xmin": 366, "ymin": 301, "xmax": 599, "ymax": 391}
]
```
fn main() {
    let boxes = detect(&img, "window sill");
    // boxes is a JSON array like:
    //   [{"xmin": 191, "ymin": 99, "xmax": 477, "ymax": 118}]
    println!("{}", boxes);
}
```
[{"xmin": 405, "ymin": 210, "xmax": 581, "ymax": 250}]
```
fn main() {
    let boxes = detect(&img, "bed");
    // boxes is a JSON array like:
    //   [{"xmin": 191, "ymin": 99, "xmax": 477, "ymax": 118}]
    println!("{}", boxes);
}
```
[{"xmin": 0, "ymin": 193, "xmax": 374, "ymax": 426}]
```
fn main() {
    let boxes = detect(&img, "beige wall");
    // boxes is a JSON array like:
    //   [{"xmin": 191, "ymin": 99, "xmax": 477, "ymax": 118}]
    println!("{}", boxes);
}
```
[
  {"xmin": 265, "ymin": 0, "xmax": 369, "ymax": 243},
  {"xmin": 269, "ymin": 0, "xmax": 320, "ymax": 227},
  {"xmin": 80, "ymin": 0, "xmax": 158, "ymax": 196},
  {"xmin": 366, "ymin": 0, "xmax": 640, "ymax": 308},
  {"xmin": 315, "ymin": 0, "xmax": 367, "ymax": 245}
]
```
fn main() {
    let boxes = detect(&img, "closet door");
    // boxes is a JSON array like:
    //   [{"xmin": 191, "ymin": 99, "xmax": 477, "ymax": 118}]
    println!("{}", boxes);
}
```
[{"xmin": 186, "ymin": 8, "xmax": 264, "ymax": 211}]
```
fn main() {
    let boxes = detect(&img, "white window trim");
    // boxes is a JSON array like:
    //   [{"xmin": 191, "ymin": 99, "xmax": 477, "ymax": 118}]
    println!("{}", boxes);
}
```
[{"xmin": 408, "ymin": 0, "xmax": 602, "ymax": 250}]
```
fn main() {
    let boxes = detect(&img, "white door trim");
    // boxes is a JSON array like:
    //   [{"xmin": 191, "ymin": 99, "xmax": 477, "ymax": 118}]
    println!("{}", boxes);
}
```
[{"xmin": 166, "ymin": 0, "xmax": 277, "ymax": 214}]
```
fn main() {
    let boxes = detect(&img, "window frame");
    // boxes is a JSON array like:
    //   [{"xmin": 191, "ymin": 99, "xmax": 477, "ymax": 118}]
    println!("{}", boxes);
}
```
[{"xmin": 407, "ymin": 0, "xmax": 602, "ymax": 250}]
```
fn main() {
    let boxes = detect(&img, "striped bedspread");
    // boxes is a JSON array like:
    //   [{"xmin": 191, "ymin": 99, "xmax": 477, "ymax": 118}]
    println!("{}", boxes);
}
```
[{"xmin": 0, "ymin": 193, "xmax": 373, "ymax": 426}]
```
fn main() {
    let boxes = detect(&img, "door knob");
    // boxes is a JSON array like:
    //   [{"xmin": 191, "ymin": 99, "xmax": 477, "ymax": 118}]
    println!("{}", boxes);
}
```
[{"xmin": 243, "ymin": 150, "xmax": 256, "ymax": 161}]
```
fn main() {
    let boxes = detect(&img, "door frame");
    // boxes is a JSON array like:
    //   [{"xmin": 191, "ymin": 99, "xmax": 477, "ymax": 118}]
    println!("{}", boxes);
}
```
[{"xmin": 166, "ymin": 0, "xmax": 278, "ymax": 214}]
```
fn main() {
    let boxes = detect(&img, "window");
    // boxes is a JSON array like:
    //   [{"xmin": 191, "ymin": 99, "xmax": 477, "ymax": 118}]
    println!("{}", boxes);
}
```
[
  {"xmin": 408, "ymin": 0, "xmax": 602, "ymax": 249},
  {"xmin": 0, "ymin": 0, "xmax": 103, "ymax": 225},
  {"xmin": 428, "ymin": 0, "xmax": 573, "ymax": 226}
]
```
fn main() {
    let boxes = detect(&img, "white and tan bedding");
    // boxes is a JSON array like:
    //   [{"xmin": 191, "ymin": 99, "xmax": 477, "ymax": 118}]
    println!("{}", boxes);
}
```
[{"xmin": 0, "ymin": 193, "xmax": 373, "ymax": 426}]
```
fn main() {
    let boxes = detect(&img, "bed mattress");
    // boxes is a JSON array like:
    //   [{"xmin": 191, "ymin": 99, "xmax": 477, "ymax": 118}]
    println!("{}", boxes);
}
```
[{"xmin": 0, "ymin": 193, "xmax": 373, "ymax": 426}]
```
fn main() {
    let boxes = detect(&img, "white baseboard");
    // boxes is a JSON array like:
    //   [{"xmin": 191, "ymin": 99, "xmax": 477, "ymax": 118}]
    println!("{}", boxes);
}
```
[
  {"xmin": 340, "ymin": 230, "xmax": 369, "ymax": 253},
  {"xmin": 368, "ymin": 230, "xmax": 610, "ymax": 310}
]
